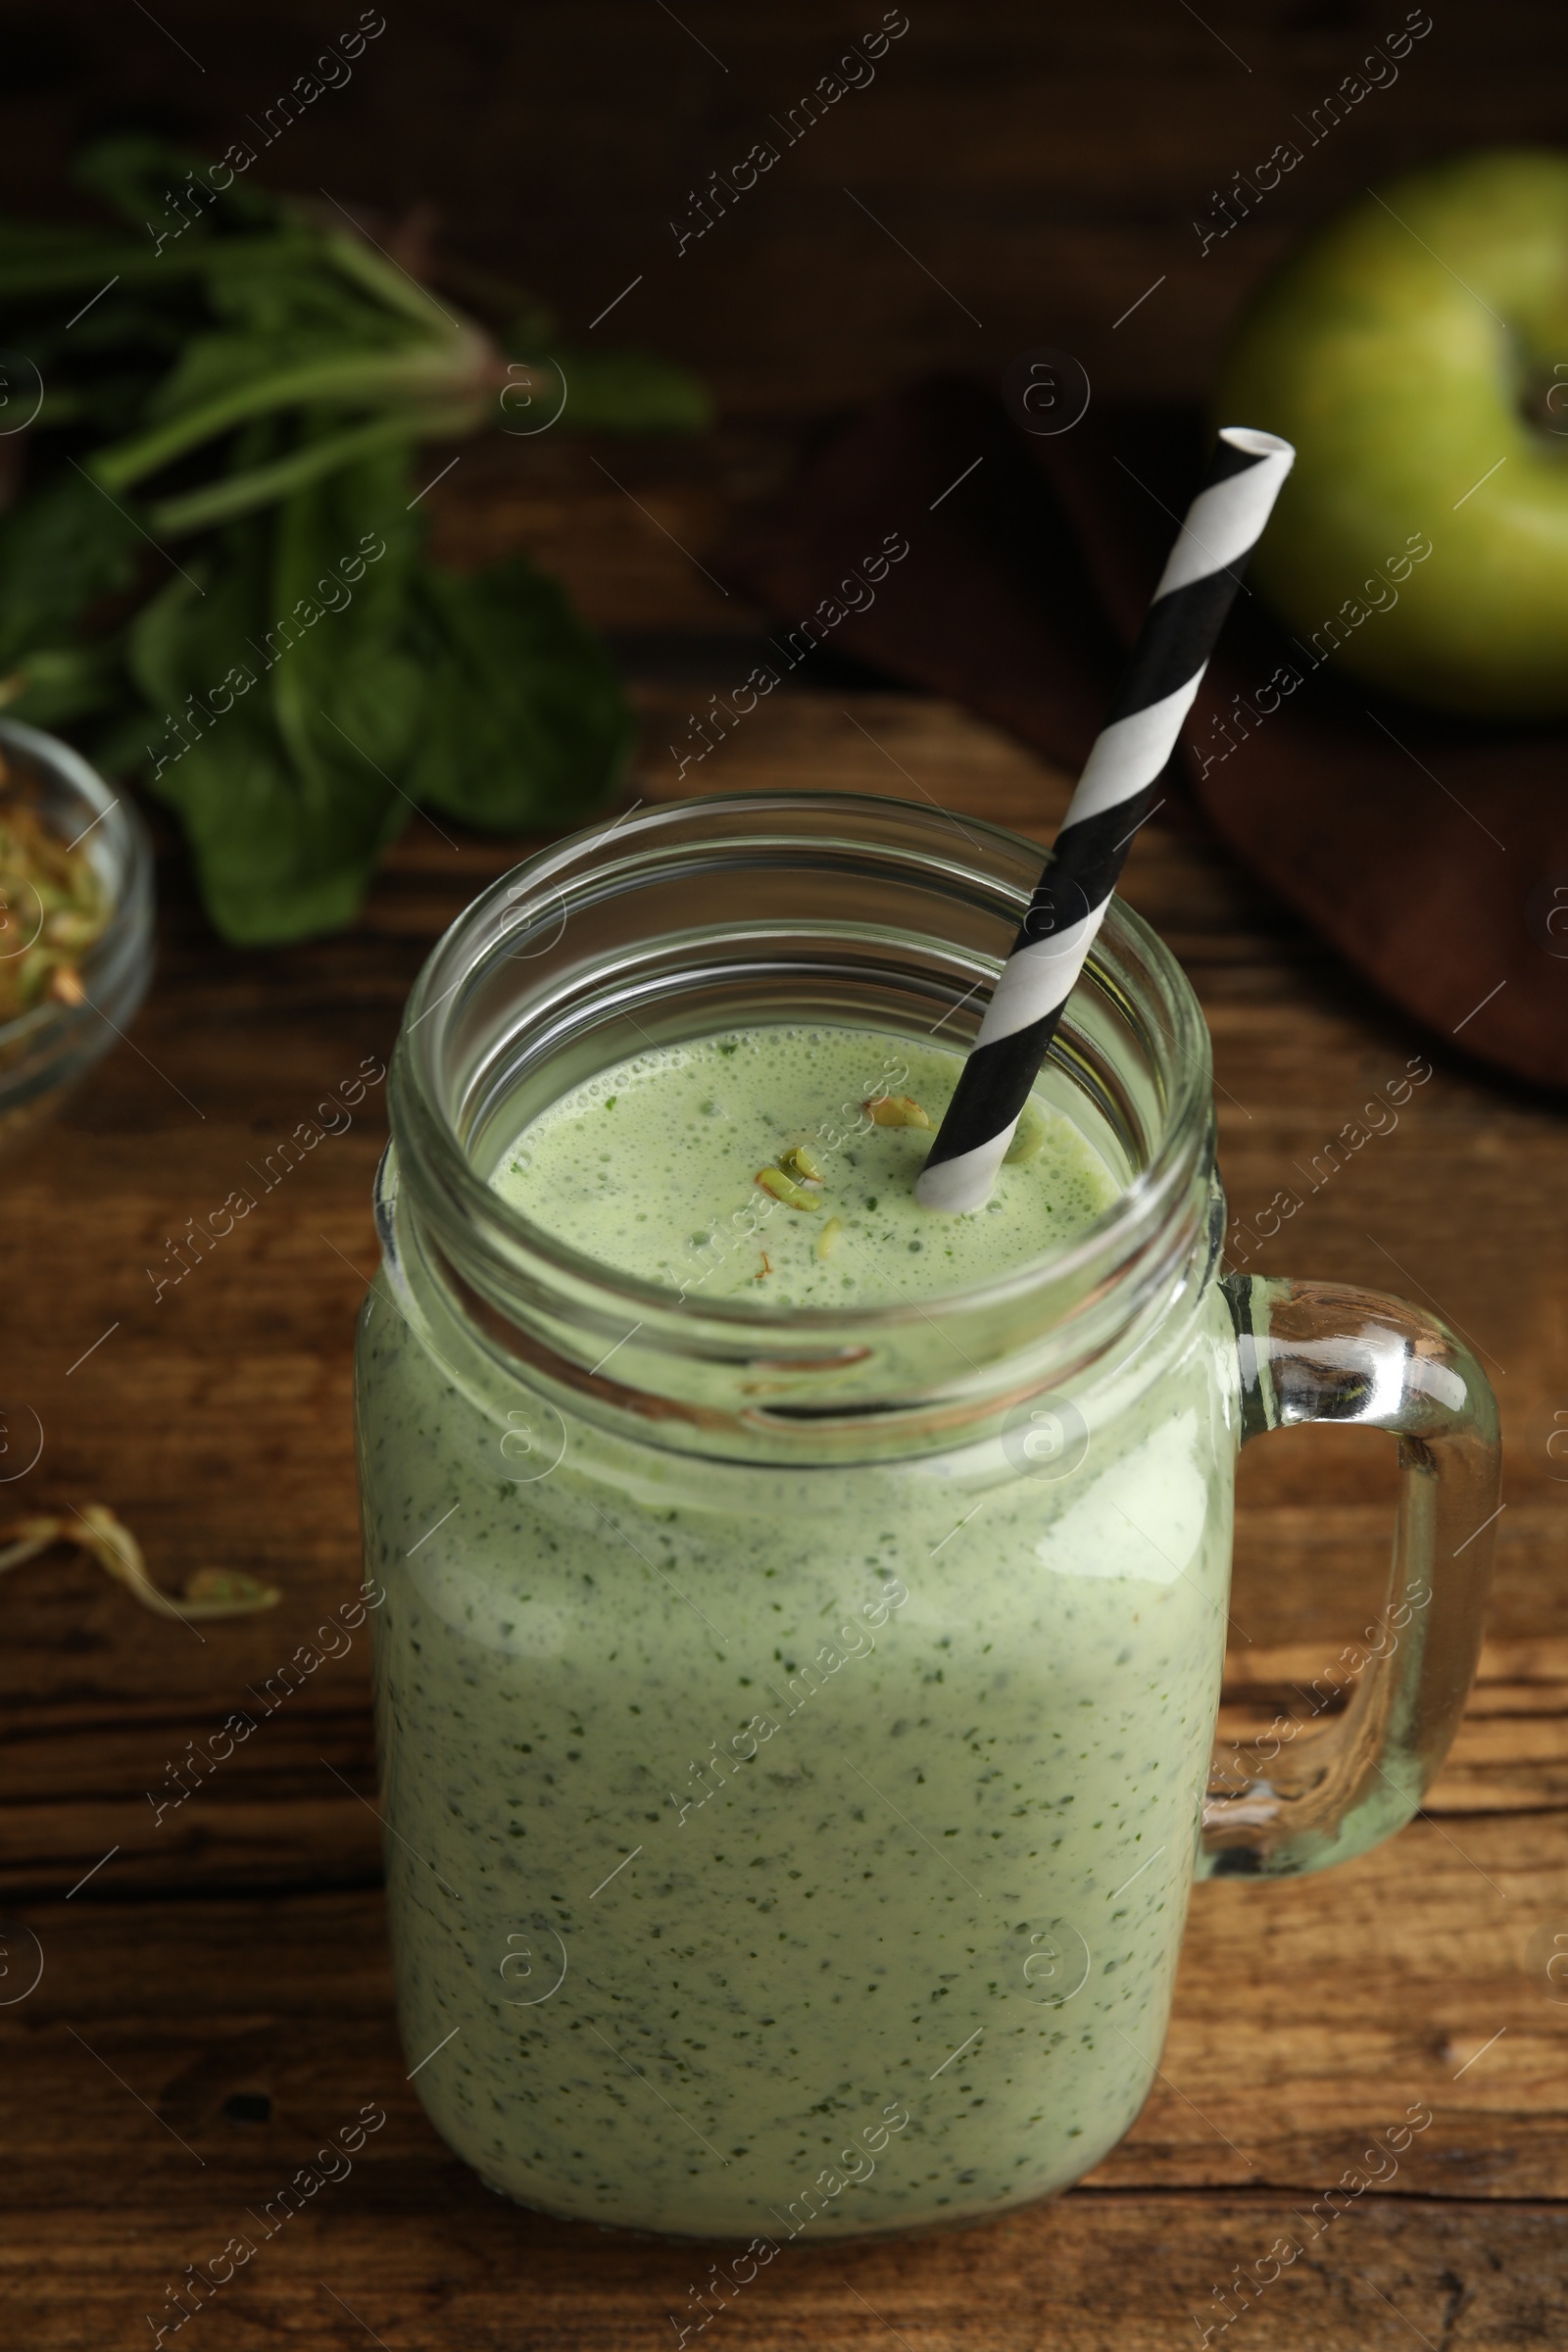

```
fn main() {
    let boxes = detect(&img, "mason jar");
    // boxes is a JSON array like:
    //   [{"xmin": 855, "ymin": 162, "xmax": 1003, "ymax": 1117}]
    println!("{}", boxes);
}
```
[{"xmin": 357, "ymin": 792, "xmax": 1497, "ymax": 2241}]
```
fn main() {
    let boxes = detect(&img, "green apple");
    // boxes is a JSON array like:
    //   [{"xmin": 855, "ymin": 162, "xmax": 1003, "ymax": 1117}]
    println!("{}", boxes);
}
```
[{"xmin": 1215, "ymin": 148, "xmax": 1568, "ymax": 720}]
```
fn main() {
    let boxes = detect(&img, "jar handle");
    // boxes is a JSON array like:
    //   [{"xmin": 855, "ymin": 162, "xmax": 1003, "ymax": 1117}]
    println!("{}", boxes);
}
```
[{"xmin": 1201, "ymin": 1274, "xmax": 1500, "ymax": 1880}]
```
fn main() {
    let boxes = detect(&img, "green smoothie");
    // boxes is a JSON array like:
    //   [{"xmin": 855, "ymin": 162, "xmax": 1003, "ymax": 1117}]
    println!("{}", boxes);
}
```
[{"xmin": 359, "ymin": 1022, "xmax": 1236, "ymax": 2239}]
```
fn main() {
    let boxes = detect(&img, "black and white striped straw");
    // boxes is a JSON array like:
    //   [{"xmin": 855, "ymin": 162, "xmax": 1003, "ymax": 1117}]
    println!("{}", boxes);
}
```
[{"xmin": 915, "ymin": 425, "xmax": 1296, "ymax": 1214}]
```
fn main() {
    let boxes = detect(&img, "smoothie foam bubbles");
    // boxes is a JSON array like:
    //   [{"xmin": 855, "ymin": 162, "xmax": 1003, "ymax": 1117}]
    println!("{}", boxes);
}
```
[{"xmin": 490, "ymin": 1024, "xmax": 1122, "ymax": 1308}]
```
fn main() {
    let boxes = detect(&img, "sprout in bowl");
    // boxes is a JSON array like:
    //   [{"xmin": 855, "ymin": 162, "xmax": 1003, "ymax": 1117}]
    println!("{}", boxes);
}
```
[{"xmin": 0, "ymin": 717, "xmax": 154, "ymax": 1163}]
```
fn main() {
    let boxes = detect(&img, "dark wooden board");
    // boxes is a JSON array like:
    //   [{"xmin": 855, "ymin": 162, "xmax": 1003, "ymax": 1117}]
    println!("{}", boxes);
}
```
[{"xmin": 3, "ymin": 1856, "xmax": 1567, "ymax": 2349}]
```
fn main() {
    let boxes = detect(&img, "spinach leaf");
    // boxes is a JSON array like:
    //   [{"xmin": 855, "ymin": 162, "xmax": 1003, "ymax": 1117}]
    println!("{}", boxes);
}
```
[
  {"xmin": 0, "ymin": 470, "xmax": 142, "ymax": 672},
  {"xmin": 0, "ymin": 642, "xmax": 128, "ymax": 733},
  {"xmin": 403, "ymin": 554, "xmax": 633, "ymax": 831},
  {"xmin": 127, "ymin": 444, "xmax": 427, "ymax": 943},
  {"xmin": 0, "ymin": 469, "xmax": 144, "ymax": 730},
  {"xmin": 74, "ymin": 133, "xmax": 283, "ymax": 237}
]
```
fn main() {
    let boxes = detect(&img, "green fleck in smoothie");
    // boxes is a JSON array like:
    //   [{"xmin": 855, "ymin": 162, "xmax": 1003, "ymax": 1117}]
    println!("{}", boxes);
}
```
[{"xmin": 359, "ymin": 1021, "xmax": 1237, "ymax": 2238}]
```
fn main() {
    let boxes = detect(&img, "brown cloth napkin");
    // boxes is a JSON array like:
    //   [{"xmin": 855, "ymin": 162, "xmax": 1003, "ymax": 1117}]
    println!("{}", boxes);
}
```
[{"xmin": 720, "ymin": 379, "xmax": 1568, "ymax": 1092}]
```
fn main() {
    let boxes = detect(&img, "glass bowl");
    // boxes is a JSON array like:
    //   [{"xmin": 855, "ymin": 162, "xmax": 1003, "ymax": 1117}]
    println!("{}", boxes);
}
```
[{"xmin": 0, "ymin": 716, "xmax": 155, "ymax": 1163}]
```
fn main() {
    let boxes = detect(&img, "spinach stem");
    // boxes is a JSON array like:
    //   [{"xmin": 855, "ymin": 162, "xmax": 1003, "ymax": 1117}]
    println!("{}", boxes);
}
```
[
  {"xmin": 148, "ymin": 405, "xmax": 475, "ymax": 535},
  {"xmin": 90, "ymin": 332, "xmax": 493, "ymax": 492},
  {"xmin": 0, "ymin": 233, "xmax": 307, "ymax": 298},
  {"xmin": 320, "ymin": 225, "xmax": 460, "ymax": 334}
]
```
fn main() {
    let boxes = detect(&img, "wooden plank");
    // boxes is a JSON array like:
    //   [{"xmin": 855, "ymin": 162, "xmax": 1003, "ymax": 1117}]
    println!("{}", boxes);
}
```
[
  {"xmin": 5, "ymin": 2194, "xmax": 1565, "ymax": 2352},
  {"xmin": 5, "ymin": 2192, "xmax": 1564, "ymax": 2352},
  {"xmin": 4, "ymin": 1834, "xmax": 1563, "ymax": 2192},
  {"xmin": 6, "ymin": 1648, "xmax": 1564, "ymax": 1900},
  {"xmin": 1, "ymin": 1865, "xmax": 1564, "ymax": 2347}
]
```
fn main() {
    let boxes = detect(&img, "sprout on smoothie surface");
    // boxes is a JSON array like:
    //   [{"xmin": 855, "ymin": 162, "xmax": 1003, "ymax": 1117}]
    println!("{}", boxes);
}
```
[
  {"xmin": 817, "ymin": 1216, "xmax": 844, "ymax": 1259},
  {"xmin": 755, "ymin": 1165, "xmax": 823, "ymax": 1211},
  {"xmin": 779, "ymin": 1142, "xmax": 825, "ymax": 1181},
  {"xmin": 865, "ymin": 1094, "xmax": 931, "ymax": 1129},
  {"xmin": 1004, "ymin": 1101, "xmax": 1048, "ymax": 1164}
]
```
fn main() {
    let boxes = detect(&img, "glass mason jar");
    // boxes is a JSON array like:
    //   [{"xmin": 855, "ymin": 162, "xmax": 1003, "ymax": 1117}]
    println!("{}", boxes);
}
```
[{"xmin": 358, "ymin": 792, "xmax": 1498, "ymax": 2243}]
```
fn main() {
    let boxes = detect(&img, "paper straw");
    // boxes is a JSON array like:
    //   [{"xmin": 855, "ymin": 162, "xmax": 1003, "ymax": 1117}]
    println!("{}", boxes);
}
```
[{"xmin": 915, "ymin": 425, "xmax": 1296, "ymax": 1214}]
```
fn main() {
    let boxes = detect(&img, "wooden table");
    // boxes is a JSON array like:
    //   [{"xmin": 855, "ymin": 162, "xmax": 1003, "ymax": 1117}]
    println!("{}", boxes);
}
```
[{"xmin": 3, "ymin": 432, "xmax": 1564, "ymax": 2349}]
